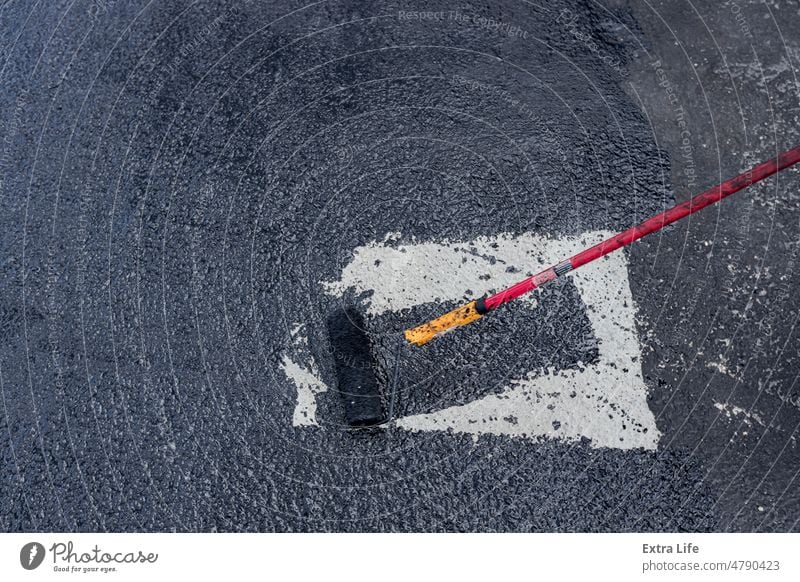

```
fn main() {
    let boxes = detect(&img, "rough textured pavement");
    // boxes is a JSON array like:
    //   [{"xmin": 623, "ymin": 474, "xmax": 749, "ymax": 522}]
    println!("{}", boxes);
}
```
[{"xmin": 1, "ymin": 0, "xmax": 798, "ymax": 531}]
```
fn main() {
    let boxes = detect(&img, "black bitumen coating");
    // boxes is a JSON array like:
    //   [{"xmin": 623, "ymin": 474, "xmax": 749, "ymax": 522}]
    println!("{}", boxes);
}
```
[
  {"xmin": 363, "ymin": 279, "xmax": 600, "ymax": 418},
  {"xmin": 1, "ymin": 0, "xmax": 797, "ymax": 532}
]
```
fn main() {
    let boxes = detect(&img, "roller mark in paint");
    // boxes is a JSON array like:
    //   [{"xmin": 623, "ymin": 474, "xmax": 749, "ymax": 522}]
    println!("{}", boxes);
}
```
[{"xmin": 291, "ymin": 232, "xmax": 660, "ymax": 449}]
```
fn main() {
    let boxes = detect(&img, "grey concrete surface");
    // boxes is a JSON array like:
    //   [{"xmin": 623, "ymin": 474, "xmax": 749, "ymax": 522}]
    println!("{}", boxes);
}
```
[{"xmin": 0, "ymin": 0, "xmax": 797, "ymax": 531}]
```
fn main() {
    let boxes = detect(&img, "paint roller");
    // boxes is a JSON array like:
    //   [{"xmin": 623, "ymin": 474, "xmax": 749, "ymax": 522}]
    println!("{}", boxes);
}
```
[{"xmin": 326, "ymin": 145, "xmax": 800, "ymax": 426}]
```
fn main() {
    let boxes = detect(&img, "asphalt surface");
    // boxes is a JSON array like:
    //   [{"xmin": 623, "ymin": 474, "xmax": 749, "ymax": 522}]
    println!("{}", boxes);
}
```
[{"xmin": 1, "ymin": 0, "xmax": 798, "ymax": 532}]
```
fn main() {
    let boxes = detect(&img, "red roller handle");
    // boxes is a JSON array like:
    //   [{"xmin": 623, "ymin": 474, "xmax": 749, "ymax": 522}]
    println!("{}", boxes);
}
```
[{"xmin": 483, "ymin": 145, "xmax": 800, "ymax": 312}]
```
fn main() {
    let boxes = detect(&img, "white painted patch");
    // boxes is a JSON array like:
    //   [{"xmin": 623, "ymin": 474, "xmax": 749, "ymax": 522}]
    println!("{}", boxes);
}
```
[
  {"xmin": 280, "ymin": 324, "xmax": 327, "ymax": 427},
  {"xmin": 317, "ymin": 231, "xmax": 660, "ymax": 450}
]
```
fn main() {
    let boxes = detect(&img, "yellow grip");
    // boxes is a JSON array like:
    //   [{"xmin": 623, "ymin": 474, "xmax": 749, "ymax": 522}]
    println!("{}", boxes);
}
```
[{"xmin": 404, "ymin": 300, "xmax": 484, "ymax": 346}]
